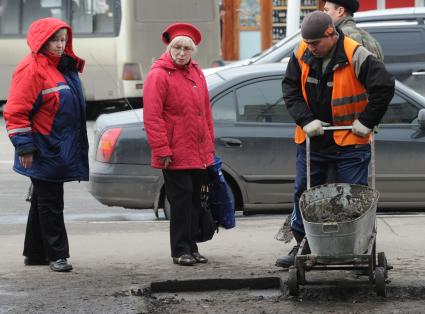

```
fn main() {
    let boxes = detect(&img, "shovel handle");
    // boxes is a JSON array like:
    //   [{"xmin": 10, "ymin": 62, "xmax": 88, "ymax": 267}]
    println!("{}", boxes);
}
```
[{"xmin": 306, "ymin": 126, "xmax": 375, "ymax": 190}]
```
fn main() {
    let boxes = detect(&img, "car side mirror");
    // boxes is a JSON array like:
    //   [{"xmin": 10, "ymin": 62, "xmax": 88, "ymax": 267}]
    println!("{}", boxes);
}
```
[{"xmin": 418, "ymin": 109, "xmax": 425, "ymax": 130}]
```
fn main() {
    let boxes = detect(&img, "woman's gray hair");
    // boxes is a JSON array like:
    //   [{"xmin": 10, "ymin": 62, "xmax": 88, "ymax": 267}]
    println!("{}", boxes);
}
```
[{"xmin": 166, "ymin": 36, "xmax": 197, "ymax": 54}]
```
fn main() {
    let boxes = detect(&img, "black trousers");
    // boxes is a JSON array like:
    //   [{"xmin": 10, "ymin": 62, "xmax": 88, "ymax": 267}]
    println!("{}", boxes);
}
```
[
  {"xmin": 162, "ymin": 169, "xmax": 206, "ymax": 258},
  {"xmin": 23, "ymin": 178, "xmax": 69, "ymax": 261}
]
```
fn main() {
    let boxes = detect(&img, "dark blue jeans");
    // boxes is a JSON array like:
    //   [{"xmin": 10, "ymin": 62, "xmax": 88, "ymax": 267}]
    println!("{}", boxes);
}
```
[{"xmin": 290, "ymin": 144, "xmax": 371, "ymax": 236}]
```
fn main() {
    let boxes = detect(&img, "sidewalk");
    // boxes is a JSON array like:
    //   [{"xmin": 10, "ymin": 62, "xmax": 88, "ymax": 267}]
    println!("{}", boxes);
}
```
[{"xmin": 1, "ymin": 214, "xmax": 425, "ymax": 313}]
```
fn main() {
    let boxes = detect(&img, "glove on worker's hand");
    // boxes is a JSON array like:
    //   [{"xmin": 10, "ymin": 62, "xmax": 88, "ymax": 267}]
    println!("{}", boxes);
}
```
[
  {"xmin": 352, "ymin": 119, "xmax": 372, "ymax": 137},
  {"xmin": 302, "ymin": 120, "xmax": 330, "ymax": 137}
]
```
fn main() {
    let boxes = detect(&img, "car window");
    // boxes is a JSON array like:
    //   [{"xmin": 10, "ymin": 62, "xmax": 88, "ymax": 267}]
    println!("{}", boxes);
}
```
[
  {"xmin": 212, "ymin": 92, "xmax": 237, "ymax": 122},
  {"xmin": 235, "ymin": 79, "xmax": 292, "ymax": 123},
  {"xmin": 366, "ymin": 28, "xmax": 425, "ymax": 63},
  {"xmin": 381, "ymin": 93, "xmax": 420, "ymax": 124}
]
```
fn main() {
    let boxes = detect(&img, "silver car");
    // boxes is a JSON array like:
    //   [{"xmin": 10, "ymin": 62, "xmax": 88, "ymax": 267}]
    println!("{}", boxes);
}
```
[
  {"xmin": 205, "ymin": 8, "xmax": 425, "ymax": 97},
  {"xmin": 88, "ymin": 63, "xmax": 425, "ymax": 218}
]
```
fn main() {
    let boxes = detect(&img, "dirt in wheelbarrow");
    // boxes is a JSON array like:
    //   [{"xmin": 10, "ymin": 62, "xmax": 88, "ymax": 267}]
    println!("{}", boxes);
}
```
[
  {"xmin": 302, "ymin": 189, "xmax": 371, "ymax": 223},
  {"xmin": 303, "ymin": 202, "xmax": 365, "ymax": 223}
]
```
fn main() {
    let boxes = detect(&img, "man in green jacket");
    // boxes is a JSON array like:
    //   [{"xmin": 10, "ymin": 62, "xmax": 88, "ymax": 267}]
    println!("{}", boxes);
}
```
[{"xmin": 324, "ymin": 0, "xmax": 384, "ymax": 61}]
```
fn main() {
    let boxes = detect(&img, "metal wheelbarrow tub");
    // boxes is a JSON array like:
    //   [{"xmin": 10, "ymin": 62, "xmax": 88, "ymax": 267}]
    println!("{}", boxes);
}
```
[{"xmin": 299, "ymin": 183, "xmax": 379, "ymax": 256}]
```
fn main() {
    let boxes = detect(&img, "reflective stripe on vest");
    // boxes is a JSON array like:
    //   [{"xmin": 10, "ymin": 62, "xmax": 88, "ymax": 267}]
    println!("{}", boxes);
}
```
[
  {"xmin": 42, "ymin": 85, "xmax": 70, "ymax": 95},
  {"xmin": 294, "ymin": 37, "xmax": 370, "ymax": 146},
  {"xmin": 7, "ymin": 126, "xmax": 32, "ymax": 135}
]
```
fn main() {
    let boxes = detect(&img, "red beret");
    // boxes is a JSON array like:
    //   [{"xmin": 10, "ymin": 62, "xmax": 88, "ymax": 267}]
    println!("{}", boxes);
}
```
[{"xmin": 162, "ymin": 23, "xmax": 202, "ymax": 45}]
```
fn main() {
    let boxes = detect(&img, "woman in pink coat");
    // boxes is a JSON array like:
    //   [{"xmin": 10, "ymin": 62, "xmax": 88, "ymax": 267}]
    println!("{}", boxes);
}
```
[{"xmin": 143, "ymin": 23, "xmax": 215, "ymax": 266}]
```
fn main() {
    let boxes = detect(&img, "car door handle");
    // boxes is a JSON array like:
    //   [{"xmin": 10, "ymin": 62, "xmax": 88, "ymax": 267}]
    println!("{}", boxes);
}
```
[
  {"xmin": 220, "ymin": 138, "xmax": 242, "ymax": 147},
  {"xmin": 412, "ymin": 71, "xmax": 425, "ymax": 76}
]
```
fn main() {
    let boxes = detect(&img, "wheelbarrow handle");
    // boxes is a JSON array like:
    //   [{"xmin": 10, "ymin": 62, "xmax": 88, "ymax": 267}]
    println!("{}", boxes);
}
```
[
  {"xmin": 306, "ymin": 126, "xmax": 375, "ymax": 190},
  {"xmin": 322, "ymin": 126, "xmax": 353, "ymax": 131}
]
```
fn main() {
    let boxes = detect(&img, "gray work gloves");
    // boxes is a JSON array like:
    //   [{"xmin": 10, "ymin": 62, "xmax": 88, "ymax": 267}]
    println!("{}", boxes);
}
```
[
  {"xmin": 303, "ymin": 119, "xmax": 371, "ymax": 138},
  {"xmin": 352, "ymin": 119, "xmax": 372, "ymax": 137},
  {"xmin": 302, "ymin": 119, "xmax": 330, "ymax": 137}
]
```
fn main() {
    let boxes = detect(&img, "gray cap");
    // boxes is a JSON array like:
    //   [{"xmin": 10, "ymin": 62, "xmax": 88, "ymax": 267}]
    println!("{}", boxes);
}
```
[{"xmin": 301, "ymin": 11, "xmax": 335, "ymax": 40}]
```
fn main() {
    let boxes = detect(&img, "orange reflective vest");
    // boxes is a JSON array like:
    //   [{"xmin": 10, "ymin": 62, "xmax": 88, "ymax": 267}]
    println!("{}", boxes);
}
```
[{"xmin": 294, "ymin": 37, "xmax": 370, "ymax": 146}]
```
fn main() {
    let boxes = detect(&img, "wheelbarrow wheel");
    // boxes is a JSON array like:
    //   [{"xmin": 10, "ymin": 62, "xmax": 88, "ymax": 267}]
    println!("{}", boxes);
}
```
[
  {"xmin": 375, "ymin": 266, "xmax": 386, "ymax": 297},
  {"xmin": 288, "ymin": 266, "xmax": 299, "ymax": 296},
  {"xmin": 377, "ymin": 252, "xmax": 388, "ymax": 279}
]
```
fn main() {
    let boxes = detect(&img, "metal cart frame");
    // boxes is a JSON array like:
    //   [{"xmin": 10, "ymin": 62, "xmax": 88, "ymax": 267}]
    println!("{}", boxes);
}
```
[{"xmin": 287, "ymin": 126, "xmax": 390, "ymax": 297}]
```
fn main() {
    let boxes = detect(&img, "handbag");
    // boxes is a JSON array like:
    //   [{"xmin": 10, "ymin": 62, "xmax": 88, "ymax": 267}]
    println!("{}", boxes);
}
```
[
  {"xmin": 208, "ymin": 156, "xmax": 236, "ymax": 229},
  {"xmin": 195, "ymin": 184, "xmax": 218, "ymax": 242}
]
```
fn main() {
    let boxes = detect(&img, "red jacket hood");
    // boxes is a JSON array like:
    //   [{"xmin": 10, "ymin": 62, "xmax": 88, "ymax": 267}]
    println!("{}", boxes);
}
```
[{"xmin": 26, "ymin": 17, "xmax": 85, "ymax": 72}]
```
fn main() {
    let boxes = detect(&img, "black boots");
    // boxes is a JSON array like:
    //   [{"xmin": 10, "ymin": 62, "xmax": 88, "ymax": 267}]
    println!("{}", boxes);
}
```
[
  {"xmin": 173, "ymin": 252, "xmax": 208, "ymax": 265},
  {"xmin": 173, "ymin": 254, "xmax": 197, "ymax": 266},
  {"xmin": 49, "ymin": 258, "xmax": 73, "ymax": 272},
  {"xmin": 275, "ymin": 245, "xmax": 300, "ymax": 268},
  {"xmin": 275, "ymin": 230, "xmax": 310, "ymax": 268},
  {"xmin": 192, "ymin": 252, "xmax": 208, "ymax": 263}
]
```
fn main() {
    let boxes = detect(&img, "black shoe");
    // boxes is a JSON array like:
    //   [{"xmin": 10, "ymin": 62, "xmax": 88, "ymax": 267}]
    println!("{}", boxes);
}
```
[
  {"xmin": 275, "ymin": 245, "xmax": 299, "ymax": 268},
  {"xmin": 49, "ymin": 258, "xmax": 73, "ymax": 272},
  {"xmin": 24, "ymin": 257, "xmax": 49, "ymax": 266},
  {"xmin": 192, "ymin": 252, "xmax": 208, "ymax": 263},
  {"xmin": 172, "ymin": 254, "xmax": 197, "ymax": 266}
]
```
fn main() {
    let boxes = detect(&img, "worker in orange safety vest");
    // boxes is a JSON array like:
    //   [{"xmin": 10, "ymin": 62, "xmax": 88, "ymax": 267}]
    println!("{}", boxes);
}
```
[{"xmin": 276, "ymin": 11, "xmax": 394, "ymax": 268}]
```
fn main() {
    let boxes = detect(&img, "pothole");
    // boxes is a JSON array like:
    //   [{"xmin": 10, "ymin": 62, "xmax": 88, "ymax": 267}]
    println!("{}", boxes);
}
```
[
  {"xmin": 153, "ymin": 289, "xmax": 282, "ymax": 301},
  {"xmin": 132, "ymin": 276, "xmax": 425, "ymax": 301},
  {"xmin": 133, "ymin": 277, "xmax": 284, "ymax": 300},
  {"xmin": 150, "ymin": 277, "xmax": 282, "ymax": 293}
]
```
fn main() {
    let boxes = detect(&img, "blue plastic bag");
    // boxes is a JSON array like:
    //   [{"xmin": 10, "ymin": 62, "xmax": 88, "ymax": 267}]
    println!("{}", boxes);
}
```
[{"xmin": 208, "ymin": 156, "xmax": 236, "ymax": 229}]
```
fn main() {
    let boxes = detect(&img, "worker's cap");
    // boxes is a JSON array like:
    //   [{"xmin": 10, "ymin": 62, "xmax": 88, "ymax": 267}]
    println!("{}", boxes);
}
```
[
  {"xmin": 327, "ymin": 0, "xmax": 359, "ymax": 13},
  {"xmin": 301, "ymin": 10, "xmax": 336, "ymax": 40},
  {"xmin": 162, "ymin": 23, "xmax": 202, "ymax": 45}
]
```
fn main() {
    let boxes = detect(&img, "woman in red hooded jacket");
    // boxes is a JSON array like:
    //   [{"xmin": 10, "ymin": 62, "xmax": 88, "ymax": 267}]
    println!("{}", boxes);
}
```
[
  {"xmin": 143, "ymin": 23, "xmax": 215, "ymax": 266},
  {"xmin": 4, "ymin": 18, "xmax": 88, "ymax": 272}
]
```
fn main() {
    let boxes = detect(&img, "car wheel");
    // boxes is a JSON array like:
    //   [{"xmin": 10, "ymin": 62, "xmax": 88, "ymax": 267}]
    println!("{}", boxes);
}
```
[{"xmin": 163, "ymin": 196, "xmax": 171, "ymax": 220}]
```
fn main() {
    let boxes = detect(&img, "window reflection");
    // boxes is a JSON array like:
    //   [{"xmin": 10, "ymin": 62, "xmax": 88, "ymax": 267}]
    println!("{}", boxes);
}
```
[
  {"xmin": 212, "ymin": 92, "xmax": 237, "ymax": 122},
  {"xmin": 0, "ymin": 0, "xmax": 116, "ymax": 35},
  {"xmin": 0, "ymin": 0, "xmax": 20, "ymax": 34},
  {"xmin": 236, "ymin": 80, "xmax": 292, "ymax": 123},
  {"xmin": 22, "ymin": 0, "xmax": 56, "ymax": 34},
  {"xmin": 381, "ymin": 94, "xmax": 419, "ymax": 124},
  {"xmin": 72, "ymin": 0, "xmax": 114, "ymax": 34}
]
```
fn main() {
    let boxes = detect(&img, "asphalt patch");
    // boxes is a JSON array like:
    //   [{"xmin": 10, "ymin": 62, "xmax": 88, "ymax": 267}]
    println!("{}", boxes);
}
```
[{"xmin": 135, "ymin": 275, "xmax": 425, "ymax": 301}]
